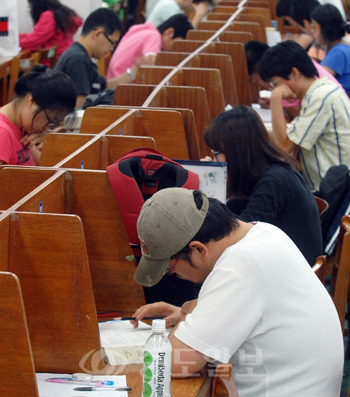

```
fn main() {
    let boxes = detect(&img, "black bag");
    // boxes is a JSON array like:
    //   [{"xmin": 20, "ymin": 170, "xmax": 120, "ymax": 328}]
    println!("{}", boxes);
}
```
[{"xmin": 82, "ymin": 88, "xmax": 115, "ymax": 109}]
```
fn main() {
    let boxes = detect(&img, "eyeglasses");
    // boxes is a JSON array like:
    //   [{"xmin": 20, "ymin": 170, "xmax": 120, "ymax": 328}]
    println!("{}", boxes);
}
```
[
  {"xmin": 269, "ymin": 77, "xmax": 281, "ymax": 90},
  {"xmin": 43, "ymin": 109, "xmax": 61, "ymax": 130},
  {"xmin": 103, "ymin": 31, "xmax": 118, "ymax": 48},
  {"xmin": 211, "ymin": 149, "xmax": 222, "ymax": 161},
  {"xmin": 311, "ymin": 22, "xmax": 320, "ymax": 30}
]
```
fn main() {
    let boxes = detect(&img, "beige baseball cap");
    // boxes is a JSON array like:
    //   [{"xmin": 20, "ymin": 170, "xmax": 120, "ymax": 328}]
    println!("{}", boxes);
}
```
[{"xmin": 134, "ymin": 188, "xmax": 209, "ymax": 287}]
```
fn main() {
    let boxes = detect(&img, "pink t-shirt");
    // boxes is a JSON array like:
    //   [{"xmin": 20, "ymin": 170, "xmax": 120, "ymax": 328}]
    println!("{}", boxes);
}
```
[
  {"xmin": 282, "ymin": 60, "xmax": 346, "ymax": 108},
  {"xmin": 0, "ymin": 113, "xmax": 35, "ymax": 166},
  {"xmin": 107, "ymin": 22, "xmax": 162, "ymax": 80}
]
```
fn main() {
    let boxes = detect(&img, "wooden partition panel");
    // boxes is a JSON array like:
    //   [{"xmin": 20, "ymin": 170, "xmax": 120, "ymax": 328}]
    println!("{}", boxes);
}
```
[
  {"xmin": 39, "ymin": 133, "xmax": 93, "ymax": 167},
  {"xmin": 114, "ymin": 85, "xmax": 211, "ymax": 157},
  {"xmin": 213, "ymin": 6, "xmax": 272, "ymax": 27},
  {"xmin": 80, "ymin": 106, "xmax": 192, "ymax": 160},
  {"xmin": 155, "ymin": 52, "xmax": 238, "ymax": 107},
  {"xmin": 8, "ymin": 212, "xmax": 103, "ymax": 373},
  {"xmin": 0, "ymin": 167, "xmax": 55, "ymax": 210},
  {"xmin": 186, "ymin": 29, "xmax": 253, "ymax": 43},
  {"xmin": 197, "ymin": 21, "xmax": 261, "ymax": 41},
  {"xmin": 172, "ymin": 40, "xmax": 251, "ymax": 106},
  {"xmin": 0, "ymin": 271, "xmax": 38, "ymax": 397},
  {"xmin": 136, "ymin": 66, "xmax": 226, "ymax": 118}
]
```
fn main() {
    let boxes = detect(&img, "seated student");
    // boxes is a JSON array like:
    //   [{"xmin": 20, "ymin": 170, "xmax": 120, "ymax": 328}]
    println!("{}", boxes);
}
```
[
  {"xmin": 106, "ymin": 14, "xmax": 193, "ymax": 80},
  {"xmin": 55, "ymin": 8, "xmax": 136, "ymax": 109},
  {"xmin": 147, "ymin": 0, "xmax": 210, "ymax": 29},
  {"xmin": 276, "ymin": 0, "xmax": 326, "ymax": 61},
  {"xmin": 245, "ymin": 40, "xmax": 347, "ymax": 119},
  {"xmin": 19, "ymin": 0, "xmax": 83, "ymax": 65},
  {"xmin": 131, "ymin": 188, "xmax": 343, "ymax": 396},
  {"xmin": 259, "ymin": 40, "xmax": 350, "ymax": 192},
  {"xmin": 0, "ymin": 64, "xmax": 76, "ymax": 166},
  {"xmin": 203, "ymin": 106, "xmax": 323, "ymax": 265},
  {"xmin": 311, "ymin": 4, "xmax": 350, "ymax": 95}
]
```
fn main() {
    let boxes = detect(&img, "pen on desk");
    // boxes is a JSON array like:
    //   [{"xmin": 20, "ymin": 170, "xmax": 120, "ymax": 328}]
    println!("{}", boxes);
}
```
[
  {"xmin": 74, "ymin": 386, "xmax": 132, "ymax": 392},
  {"xmin": 113, "ymin": 316, "xmax": 163, "ymax": 321},
  {"xmin": 46, "ymin": 378, "xmax": 114, "ymax": 386},
  {"xmin": 97, "ymin": 311, "xmax": 120, "ymax": 318}
]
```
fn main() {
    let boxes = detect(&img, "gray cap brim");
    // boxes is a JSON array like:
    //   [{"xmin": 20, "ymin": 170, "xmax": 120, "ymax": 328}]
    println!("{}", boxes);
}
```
[{"xmin": 134, "ymin": 256, "xmax": 170, "ymax": 287}]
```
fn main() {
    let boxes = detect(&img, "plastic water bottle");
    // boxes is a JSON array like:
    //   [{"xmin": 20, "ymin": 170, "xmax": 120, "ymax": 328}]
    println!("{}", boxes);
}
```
[{"xmin": 142, "ymin": 319, "xmax": 172, "ymax": 397}]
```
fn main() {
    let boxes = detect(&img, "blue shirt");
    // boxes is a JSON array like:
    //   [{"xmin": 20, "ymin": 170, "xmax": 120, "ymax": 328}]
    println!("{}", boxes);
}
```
[{"xmin": 321, "ymin": 43, "xmax": 350, "ymax": 94}]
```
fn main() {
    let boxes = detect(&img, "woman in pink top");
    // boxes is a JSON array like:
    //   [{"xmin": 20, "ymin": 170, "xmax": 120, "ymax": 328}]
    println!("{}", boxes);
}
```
[
  {"xmin": 20, "ymin": 0, "xmax": 82, "ymax": 64},
  {"xmin": 0, "ymin": 64, "xmax": 76, "ymax": 166}
]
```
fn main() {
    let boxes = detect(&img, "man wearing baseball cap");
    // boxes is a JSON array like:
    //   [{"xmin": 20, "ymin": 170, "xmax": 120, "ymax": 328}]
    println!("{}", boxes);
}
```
[{"xmin": 133, "ymin": 188, "xmax": 343, "ymax": 396}]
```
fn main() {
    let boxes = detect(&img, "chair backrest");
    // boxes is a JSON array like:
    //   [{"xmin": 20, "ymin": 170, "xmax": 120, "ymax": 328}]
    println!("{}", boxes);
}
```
[
  {"xmin": 38, "ymin": 44, "xmax": 57, "ymax": 68},
  {"xmin": 97, "ymin": 51, "xmax": 111, "ymax": 78},
  {"xmin": 19, "ymin": 52, "xmax": 40, "ymax": 74},
  {"xmin": 211, "ymin": 364, "xmax": 239, "ymax": 397},
  {"xmin": 312, "ymin": 255, "xmax": 327, "ymax": 285},
  {"xmin": 0, "ymin": 55, "xmax": 20, "ymax": 106},
  {"xmin": 315, "ymin": 196, "xmax": 329, "ymax": 220}
]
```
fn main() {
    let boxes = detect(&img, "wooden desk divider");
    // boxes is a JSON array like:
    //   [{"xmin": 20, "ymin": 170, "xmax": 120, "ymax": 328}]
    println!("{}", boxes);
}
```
[
  {"xmin": 39, "ymin": 133, "xmax": 156, "ymax": 169},
  {"xmin": 197, "ymin": 20, "xmax": 261, "ymax": 41},
  {"xmin": 80, "ymin": 106, "xmax": 192, "ymax": 160},
  {"xmin": 136, "ymin": 65, "xmax": 226, "ymax": 118},
  {"xmin": 213, "ymin": 5, "xmax": 272, "ymax": 27},
  {"xmin": 171, "ymin": 40, "xmax": 252, "ymax": 106},
  {"xmin": 156, "ymin": 52, "xmax": 238, "ymax": 107},
  {"xmin": 113, "ymin": 84, "xmax": 211, "ymax": 157},
  {"xmin": 0, "ymin": 167, "xmax": 146, "ymax": 314},
  {"xmin": 0, "ymin": 271, "xmax": 39, "ymax": 397},
  {"xmin": 186, "ymin": 29, "xmax": 253, "ymax": 43}
]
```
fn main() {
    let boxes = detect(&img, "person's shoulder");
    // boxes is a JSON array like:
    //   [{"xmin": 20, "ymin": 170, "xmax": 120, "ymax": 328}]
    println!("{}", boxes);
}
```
[{"xmin": 39, "ymin": 10, "xmax": 55, "ymax": 21}]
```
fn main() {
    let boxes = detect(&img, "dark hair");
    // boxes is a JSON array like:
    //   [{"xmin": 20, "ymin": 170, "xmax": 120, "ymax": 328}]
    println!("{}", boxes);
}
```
[
  {"xmin": 311, "ymin": 4, "xmax": 350, "ymax": 43},
  {"xmin": 276, "ymin": 0, "xmax": 320, "ymax": 25},
  {"xmin": 157, "ymin": 14, "xmax": 193, "ymax": 38},
  {"xmin": 244, "ymin": 41, "xmax": 269, "ymax": 75},
  {"xmin": 29, "ymin": 0, "xmax": 78, "ymax": 34},
  {"xmin": 174, "ymin": 191, "xmax": 239, "ymax": 257},
  {"xmin": 204, "ymin": 106, "xmax": 297, "ymax": 198},
  {"xmin": 82, "ymin": 8, "xmax": 122, "ymax": 36},
  {"xmin": 259, "ymin": 40, "xmax": 319, "ymax": 81},
  {"xmin": 14, "ymin": 64, "xmax": 76, "ymax": 118}
]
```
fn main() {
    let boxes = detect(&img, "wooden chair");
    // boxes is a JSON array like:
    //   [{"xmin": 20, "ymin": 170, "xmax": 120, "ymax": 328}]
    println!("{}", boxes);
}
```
[
  {"xmin": 312, "ymin": 254, "xmax": 327, "ymax": 285},
  {"xmin": 211, "ymin": 364, "xmax": 239, "ymax": 397},
  {"xmin": 0, "ymin": 271, "xmax": 39, "ymax": 397},
  {"xmin": 315, "ymin": 196, "xmax": 329, "ymax": 220},
  {"xmin": 97, "ymin": 51, "xmax": 112, "ymax": 78},
  {"xmin": 0, "ymin": 55, "xmax": 20, "ymax": 106},
  {"xmin": 37, "ymin": 44, "xmax": 57, "ymax": 68},
  {"xmin": 19, "ymin": 51, "xmax": 40, "ymax": 74}
]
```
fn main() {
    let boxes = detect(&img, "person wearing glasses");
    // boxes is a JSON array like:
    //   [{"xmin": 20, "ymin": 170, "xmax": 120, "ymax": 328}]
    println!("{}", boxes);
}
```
[
  {"xmin": 311, "ymin": 4, "xmax": 350, "ymax": 95},
  {"xmin": 20, "ymin": 0, "xmax": 83, "ymax": 66},
  {"xmin": 56, "ymin": 8, "xmax": 134, "ymax": 109},
  {"xmin": 203, "ymin": 105, "xmax": 323, "ymax": 266},
  {"xmin": 259, "ymin": 40, "xmax": 350, "ymax": 192},
  {"xmin": 106, "ymin": 14, "xmax": 193, "ymax": 81},
  {"xmin": 0, "ymin": 64, "xmax": 76, "ymax": 166}
]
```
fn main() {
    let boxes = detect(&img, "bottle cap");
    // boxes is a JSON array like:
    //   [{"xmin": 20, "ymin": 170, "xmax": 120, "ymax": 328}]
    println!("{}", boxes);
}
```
[{"xmin": 152, "ymin": 319, "xmax": 166, "ymax": 332}]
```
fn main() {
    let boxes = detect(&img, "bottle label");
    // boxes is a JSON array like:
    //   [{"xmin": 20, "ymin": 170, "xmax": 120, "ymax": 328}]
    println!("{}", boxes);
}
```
[{"xmin": 143, "ymin": 346, "xmax": 172, "ymax": 397}]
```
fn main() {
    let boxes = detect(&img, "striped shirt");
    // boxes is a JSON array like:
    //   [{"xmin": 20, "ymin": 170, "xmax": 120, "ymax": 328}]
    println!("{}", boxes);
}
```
[{"xmin": 287, "ymin": 77, "xmax": 350, "ymax": 191}]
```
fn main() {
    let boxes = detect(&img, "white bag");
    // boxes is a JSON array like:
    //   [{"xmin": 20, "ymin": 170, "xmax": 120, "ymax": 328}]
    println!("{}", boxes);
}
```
[{"xmin": 0, "ymin": 0, "xmax": 19, "ymax": 56}]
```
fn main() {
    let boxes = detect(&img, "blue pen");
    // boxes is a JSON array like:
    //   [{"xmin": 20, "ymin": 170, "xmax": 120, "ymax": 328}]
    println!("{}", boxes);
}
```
[{"xmin": 46, "ymin": 378, "xmax": 114, "ymax": 387}]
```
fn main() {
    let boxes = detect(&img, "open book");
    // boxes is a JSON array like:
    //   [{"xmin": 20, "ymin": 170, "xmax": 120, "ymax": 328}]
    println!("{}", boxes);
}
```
[{"xmin": 99, "ymin": 320, "xmax": 154, "ymax": 365}]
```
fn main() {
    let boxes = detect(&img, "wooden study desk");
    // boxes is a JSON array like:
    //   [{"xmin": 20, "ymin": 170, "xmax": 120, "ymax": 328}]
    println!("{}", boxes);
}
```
[{"xmin": 105, "ymin": 363, "xmax": 212, "ymax": 397}]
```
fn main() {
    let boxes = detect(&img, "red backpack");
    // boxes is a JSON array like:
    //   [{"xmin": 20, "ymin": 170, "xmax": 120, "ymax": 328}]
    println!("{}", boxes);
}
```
[{"xmin": 106, "ymin": 148, "xmax": 199, "ymax": 259}]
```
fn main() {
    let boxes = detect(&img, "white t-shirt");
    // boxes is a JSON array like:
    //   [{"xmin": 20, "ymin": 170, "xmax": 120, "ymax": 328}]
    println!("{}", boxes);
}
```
[
  {"xmin": 175, "ymin": 222, "xmax": 343, "ymax": 397},
  {"xmin": 147, "ymin": 0, "xmax": 183, "ymax": 27}
]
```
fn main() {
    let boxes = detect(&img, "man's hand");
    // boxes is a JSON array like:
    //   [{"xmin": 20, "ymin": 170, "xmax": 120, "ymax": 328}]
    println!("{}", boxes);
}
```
[
  {"xmin": 130, "ymin": 301, "xmax": 181, "ymax": 328},
  {"xmin": 271, "ymin": 83, "xmax": 297, "ymax": 103}
]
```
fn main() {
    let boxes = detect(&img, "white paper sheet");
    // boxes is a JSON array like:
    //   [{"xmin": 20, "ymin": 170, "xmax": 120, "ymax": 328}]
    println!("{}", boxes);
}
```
[{"xmin": 36, "ymin": 373, "xmax": 128, "ymax": 397}]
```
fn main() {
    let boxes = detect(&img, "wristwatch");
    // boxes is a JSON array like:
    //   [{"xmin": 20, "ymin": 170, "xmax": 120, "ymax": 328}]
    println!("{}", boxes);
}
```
[{"xmin": 126, "ymin": 68, "xmax": 136, "ymax": 81}]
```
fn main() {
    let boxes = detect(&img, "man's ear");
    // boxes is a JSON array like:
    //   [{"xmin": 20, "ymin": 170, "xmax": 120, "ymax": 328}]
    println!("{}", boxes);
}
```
[
  {"xmin": 290, "ymin": 67, "xmax": 301, "ymax": 81},
  {"xmin": 162, "ymin": 27, "xmax": 175, "ymax": 39},
  {"xmin": 92, "ymin": 27, "xmax": 103, "ymax": 41},
  {"xmin": 188, "ymin": 241, "xmax": 209, "ymax": 259}
]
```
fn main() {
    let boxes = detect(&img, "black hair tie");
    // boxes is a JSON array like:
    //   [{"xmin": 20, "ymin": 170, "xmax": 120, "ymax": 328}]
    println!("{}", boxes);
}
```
[{"xmin": 41, "ymin": 65, "xmax": 49, "ymax": 73}]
